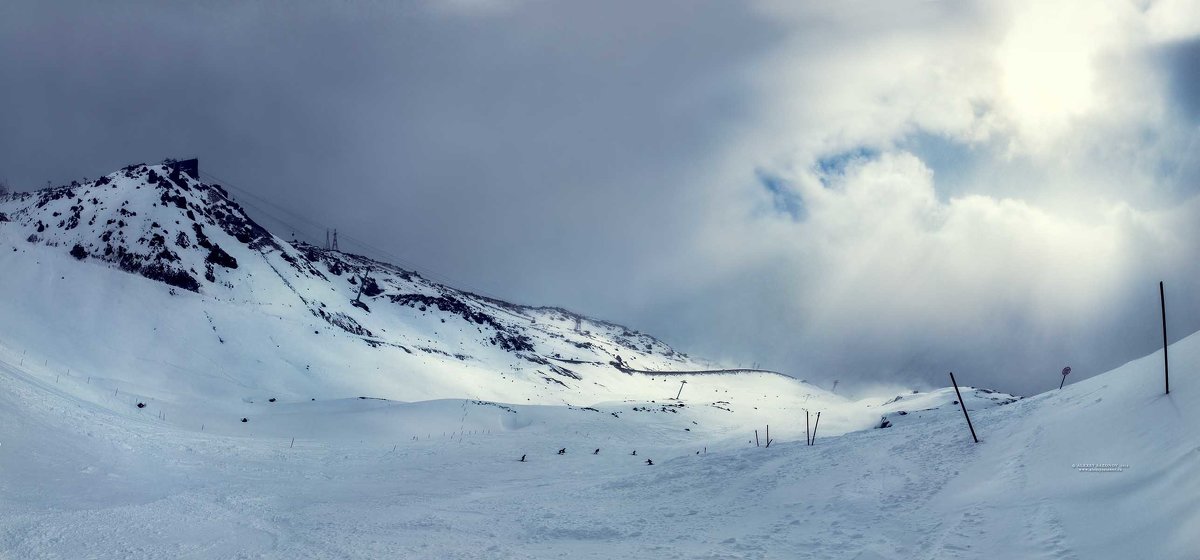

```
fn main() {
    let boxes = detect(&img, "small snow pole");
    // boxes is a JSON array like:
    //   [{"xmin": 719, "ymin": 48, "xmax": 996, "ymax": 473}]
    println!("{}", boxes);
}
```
[
  {"xmin": 1161, "ymin": 281, "xmax": 1169, "ymax": 395},
  {"xmin": 676, "ymin": 380, "xmax": 687, "ymax": 400},
  {"xmin": 765, "ymin": 425, "xmax": 772, "ymax": 448},
  {"xmin": 520, "ymin": 454, "xmax": 526, "ymax": 462},
  {"xmin": 949, "ymin": 372, "xmax": 979, "ymax": 443},
  {"xmin": 645, "ymin": 459, "xmax": 653, "ymax": 465},
  {"xmin": 811, "ymin": 412, "xmax": 821, "ymax": 445},
  {"xmin": 755, "ymin": 429, "xmax": 760, "ymax": 447},
  {"xmin": 806, "ymin": 410, "xmax": 811, "ymax": 445},
  {"xmin": 593, "ymin": 448, "xmax": 600, "ymax": 455},
  {"xmin": 1059, "ymin": 366, "xmax": 1071, "ymax": 390},
  {"xmin": 290, "ymin": 437, "xmax": 295, "ymax": 448}
]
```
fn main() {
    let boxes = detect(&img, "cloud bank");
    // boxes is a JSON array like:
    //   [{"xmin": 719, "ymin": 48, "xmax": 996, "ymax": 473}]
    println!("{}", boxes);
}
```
[{"xmin": 2, "ymin": 0, "xmax": 1198, "ymax": 394}]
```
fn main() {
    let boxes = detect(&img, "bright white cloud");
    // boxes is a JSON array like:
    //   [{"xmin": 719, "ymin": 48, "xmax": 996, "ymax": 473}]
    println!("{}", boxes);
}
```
[{"xmin": 652, "ymin": 0, "xmax": 1200, "ymax": 393}]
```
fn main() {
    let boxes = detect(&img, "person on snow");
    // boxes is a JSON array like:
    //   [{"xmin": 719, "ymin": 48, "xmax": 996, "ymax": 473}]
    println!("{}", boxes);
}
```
[
  {"xmin": 645, "ymin": 459, "xmax": 653, "ymax": 466},
  {"xmin": 519, "ymin": 454, "xmax": 526, "ymax": 462},
  {"xmin": 631, "ymin": 450, "xmax": 637, "ymax": 456},
  {"xmin": 557, "ymin": 448, "xmax": 566, "ymax": 455},
  {"xmin": 593, "ymin": 448, "xmax": 600, "ymax": 455}
]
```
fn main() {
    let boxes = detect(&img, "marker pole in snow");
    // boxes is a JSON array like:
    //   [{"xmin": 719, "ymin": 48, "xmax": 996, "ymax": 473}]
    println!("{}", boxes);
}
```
[
  {"xmin": 1059, "ymin": 366, "xmax": 1071, "ymax": 390},
  {"xmin": 1160, "ymin": 281, "xmax": 1169, "ymax": 395},
  {"xmin": 676, "ymin": 380, "xmax": 687, "ymax": 400},
  {"xmin": 805, "ymin": 410, "xmax": 811, "ymax": 445},
  {"xmin": 811, "ymin": 412, "xmax": 821, "ymax": 445},
  {"xmin": 949, "ymin": 372, "xmax": 979, "ymax": 443}
]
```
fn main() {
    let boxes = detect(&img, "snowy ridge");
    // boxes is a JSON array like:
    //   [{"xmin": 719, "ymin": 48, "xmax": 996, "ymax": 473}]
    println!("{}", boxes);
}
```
[
  {"xmin": 0, "ymin": 161, "xmax": 687, "ymax": 368},
  {"xmin": 0, "ymin": 161, "xmax": 1027, "ymax": 439},
  {"xmin": 1, "ymin": 161, "xmax": 276, "ymax": 293},
  {"xmin": 0, "ymin": 162, "xmax": 785, "ymax": 411}
]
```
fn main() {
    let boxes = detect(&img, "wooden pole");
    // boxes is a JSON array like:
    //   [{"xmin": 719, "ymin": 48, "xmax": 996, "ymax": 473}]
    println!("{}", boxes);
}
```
[
  {"xmin": 1161, "ymin": 281, "xmax": 1170, "ymax": 395},
  {"xmin": 811, "ymin": 412, "xmax": 821, "ymax": 445},
  {"xmin": 949, "ymin": 372, "xmax": 979, "ymax": 443}
]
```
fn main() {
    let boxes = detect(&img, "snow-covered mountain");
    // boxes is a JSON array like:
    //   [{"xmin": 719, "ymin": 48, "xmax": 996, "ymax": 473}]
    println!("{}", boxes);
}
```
[
  {"xmin": 0, "ymin": 161, "xmax": 764, "ymax": 402},
  {"xmin": 2, "ymin": 160, "xmax": 900, "ymax": 437},
  {"xmin": 0, "ymin": 159, "xmax": 690, "ymax": 363},
  {"xmin": 2, "ymin": 161, "xmax": 1196, "ymax": 558}
]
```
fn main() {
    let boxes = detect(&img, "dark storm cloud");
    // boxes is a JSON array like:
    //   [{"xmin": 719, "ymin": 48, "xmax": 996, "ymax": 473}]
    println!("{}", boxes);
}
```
[
  {"xmin": 1161, "ymin": 37, "xmax": 1200, "ymax": 122},
  {"xmin": 3, "ymin": 0, "xmax": 1200, "ymax": 397},
  {"xmin": 0, "ymin": 0, "xmax": 781, "ymax": 305}
]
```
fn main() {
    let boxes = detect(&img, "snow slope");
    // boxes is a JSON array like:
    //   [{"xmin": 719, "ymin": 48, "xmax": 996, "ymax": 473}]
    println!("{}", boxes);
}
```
[
  {"xmin": 0, "ymin": 326, "xmax": 1196, "ymax": 558},
  {"xmin": 2, "ymin": 162, "xmax": 1196, "ymax": 558},
  {"xmin": 0, "ymin": 162, "xmax": 853, "ymax": 430}
]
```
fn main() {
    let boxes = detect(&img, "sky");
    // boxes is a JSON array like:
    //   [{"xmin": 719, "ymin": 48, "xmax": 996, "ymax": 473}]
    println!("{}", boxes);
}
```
[{"xmin": 2, "ymin": 0, "xmax": 1199, "ymax": 396}]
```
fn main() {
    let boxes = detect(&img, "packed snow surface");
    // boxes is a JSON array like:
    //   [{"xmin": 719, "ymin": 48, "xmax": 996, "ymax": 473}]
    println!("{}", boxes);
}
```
[{"xmin": 1, "ymin": 164, "xmax": 1197, "ymax": 558}]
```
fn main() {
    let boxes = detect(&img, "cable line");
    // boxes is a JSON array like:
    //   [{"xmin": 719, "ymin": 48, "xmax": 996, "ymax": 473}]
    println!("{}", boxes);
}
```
[{"xmin": 196, "ymin": 168, "xmax": 508, "ymax": 302}]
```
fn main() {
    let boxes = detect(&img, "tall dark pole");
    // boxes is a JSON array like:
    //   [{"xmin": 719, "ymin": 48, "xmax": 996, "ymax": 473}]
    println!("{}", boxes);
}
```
[
  {"xmin": 810, "ymin": 412, "xmax": 821, "ymax": 445},
  {"xmin": 949, "ymin": 372, "xmax": 979, "ymax": 443},
  {"xmin": 1161, "ymin": 281, "xmax": 1170, "ymax": 395},
  {"xmin": 805, "ymin": 410, "xmax": 811, "ymax": 445}
]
